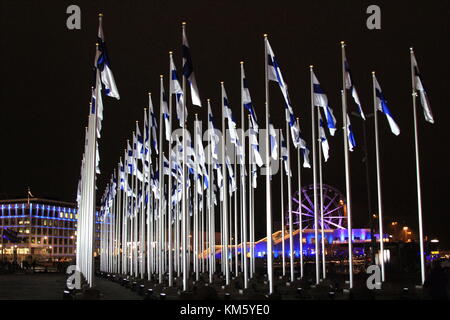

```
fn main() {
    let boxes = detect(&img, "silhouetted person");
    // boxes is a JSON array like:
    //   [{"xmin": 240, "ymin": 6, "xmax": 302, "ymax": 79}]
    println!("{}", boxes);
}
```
[{"xmin": 424, "ymin": 261, "xmax": 448, "ymax": 300}]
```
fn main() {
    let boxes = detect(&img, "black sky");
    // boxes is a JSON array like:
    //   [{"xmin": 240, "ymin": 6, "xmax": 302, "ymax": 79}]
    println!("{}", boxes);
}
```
[{"xmin": 1, "ymin": 1, "xmax": 449, "ymax": 246}]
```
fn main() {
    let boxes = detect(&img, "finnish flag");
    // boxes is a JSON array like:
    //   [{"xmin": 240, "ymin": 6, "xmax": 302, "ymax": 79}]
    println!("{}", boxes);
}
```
[
  {"xmin": 96, "ymin": 15, "xmax": 120, "ymax": 100},
  {"xmin": 269, "ymin": 123, "xmax": 278, "ymax": 161},
  {"xmin": 374, "ymin": 75, "xmax": 400, "ymax": 136},
  {"xmin": 161, "ymin": 86, "xmax": 171, "ymax": 142},
  {"xmin": 148, "ymin": 95, "xmax": 159, "ymax": 154},
  {"xmin": 182, "ymin": 26, "xmax": 201, "ymax": 107},
  {"xmin": 207, "ymin": 101, "xmax": 220, "ymax": 161},
  {"xmin": 249, "ymin": 123, "xmax": 264, "ymax": 167},
  {"xmin": 411, "ymin": 50, "xmax": 434, "ymax": 124},
  {"xmin": 222, "ymin": 84, "xmax": 242, "ymax": 156},
  {"xmin": 318, "ymin": 112, "xmax": 330, "ymax": 162},
  {"xmin": 241, "ymin": 63, "xmax": 258, "ymax": 132},
  {"xmin": 170, "ymin": 54, "xmax": 187, "ymax": 127},
  {"xmin": 343, "ymin": 53, "xmax": 365, "ymax": 120},
  {"xmin": 312, "ymin": 70, "xmax": 337, "ymax": 136},
  {"xmin": 346, "ymin": 114, "xmax": 356, "ymax": 152},
  {"xmin": 280, "ymin": 131, "xmax": 291, "ymax": 176}
]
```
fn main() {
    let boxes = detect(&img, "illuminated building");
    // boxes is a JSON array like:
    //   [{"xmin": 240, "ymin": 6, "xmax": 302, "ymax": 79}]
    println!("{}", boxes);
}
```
[{"xmin": 0, "ymin": 198, "xmax": 100, "ymax": 262}]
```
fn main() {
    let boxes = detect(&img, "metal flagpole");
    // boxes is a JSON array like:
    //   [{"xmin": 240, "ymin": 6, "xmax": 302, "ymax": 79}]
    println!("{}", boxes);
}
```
[
  {"xmin": 221, "ymin": 82, "xmax": 230, "ymax": 286},
  {"xmin": 341, "ymin": 42, "xmax": 354, "ymax": 288},
  {"xmin": 263, "ymin": 34, "xmax": 273, "ymax": 294},
  {"xmin": 340, "ymin": 89, "xmax": 353, "ymax": 288},
  {"xmin": 240, "ymin": 62, "xmax": 248, "ymax": 288},
  {"xmin": 181, "ymin": 23, "xmax": 188, "ymax": 291},
  {"xmin": 410, "ymin": 47, "xmax": 426, "ymax": 285},
  {"xmin": 372, "ymin": 71, "xmax": 385, "ymax": 282},
  {"xmin": 248, "ymin": 116, "xmax": 254, "ymax": 279},
  {"xmin": 286, "ymin": 116, "xmax": 294, "ymax": 282},
  {"xmin": 318, "ymin": 107, "xmax": 326, "ymax": 279},
  {"xmin": 207, "ymin": 99, "xmax": 214, "ymax": 283},
  {"xmin": 280, "ymin": 156, "xmax": 286, "ymax": 277},
  {"xmin": 234, "ymin": 152, "xmax": 239, "ymax": 276},
  {"xmin": 310, "ymin": 66, "xmax": 320, "ymax": 285},
  {"xmin": 194, "ymin": 114, "xmax": 200, "ymax": 281}
]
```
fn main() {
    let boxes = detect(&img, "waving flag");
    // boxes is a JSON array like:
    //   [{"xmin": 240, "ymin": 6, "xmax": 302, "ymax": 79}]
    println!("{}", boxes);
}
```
[
  {"xmin": 343, "ymin": 51, "xmax": 365, "ymax": 120},
  {"xmin": 280, "ymin": 131, "xmax": 290, "ymax": 176},
  {"xmin": 312, "ymin": 70, "xmax": 337, "ymax": 136},
  {"xmin": 374, "ymin": 75, "xmax": 400, "ymax": 135},
  {"xmin": 207, "ymin": 100, "xmax": 220, "ymax": 162},
  {"xmin": 318, "ymin": 112, "xmax": 330, "ymax": 162},
  {"xmin": 135, "ymin": 122, "xmax": 144, "ymax": 161},
  {"xmin": 161, "ymin": 86, "xmax": 171, "ymax": 142},
  {"xmin": 346, "ymin": 114, "xmax": 356, "ymax": 152},
  {"xmin": 411, "ymin": 50, "xmax": 434, "ymax": 124},
  {"xmin": 241, "ymin": 63, "xmax": 258, "ymax": 131},
  {"xmin": 222, "ymin": 84, "xmax": 243, "ymax": 157},
  {"xmin": 249, "ymin": 122, "xmax": 263, "ymax": 167},
  {"xmin": 170, "ymin": 54, "xmax": 186, "ymax": 127},
  {"xmin": 265, "ymin": 37, "xmax": 300, "ymax": 148},
  {"xmin": 148, "ymin": 94, "xmax": 159, "ymax": 154},
  {"xmin": 182, "ymin": 23, "xmax": 201, "ymax": 107},
  {"xmin": 225, "ymin": 155, "xmax": 236, "ymax": 194},
  {"xmin": 269, "ymin": 123, "xmax": 278, "ymax": 160},
  {"xmin": 96, "ymin": 14, "xmax": 119, "ymax": 100}
]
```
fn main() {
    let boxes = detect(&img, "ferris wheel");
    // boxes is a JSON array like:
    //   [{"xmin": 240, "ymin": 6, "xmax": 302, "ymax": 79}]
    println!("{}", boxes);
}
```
[{"xmin": 287, "ymin": 184, "xmax": 347, "ymax": 230}]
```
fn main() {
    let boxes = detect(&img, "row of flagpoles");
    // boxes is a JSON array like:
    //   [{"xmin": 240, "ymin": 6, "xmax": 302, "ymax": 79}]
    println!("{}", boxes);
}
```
[{"xmin": 77, "ymin": 14, "xmax": 434, "ymax": 292}]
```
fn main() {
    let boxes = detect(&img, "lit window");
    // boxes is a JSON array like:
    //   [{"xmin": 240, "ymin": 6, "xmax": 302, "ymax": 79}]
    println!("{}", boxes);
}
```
[{"xmin": 59, "ymin": 212, "xmax": 64, "ymax": 218}]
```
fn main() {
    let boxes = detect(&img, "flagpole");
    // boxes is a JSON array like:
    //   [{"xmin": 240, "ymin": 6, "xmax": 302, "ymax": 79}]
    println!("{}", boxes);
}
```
[
  {"xmin": 240, "ymin": 62, "xmax": 249, "ymax": 288},
  {"xmin": 410, "ymin": 47, "xmax": 426, "ymax": 285},
  {"xmin": 221, "ymin": 82, "xmax": 230, "ymax": 286},
  {"xmin": 310, "ymin": 65, "xmax": 320, "ymax": 285},
  {"xmin": 341, "ymin": 90, "xmax": 353, "ymax": 288},
  {"xmin": 234, "ymin": 151, "xmax": 239, "ymax": 277},
  {"xmin": 286, "ymin": 115, "xmax": 294, "ymax": 282},
  {"xmin": 318, "ymin": 107, "xmax": 326, "ymax": 279},
  {"xmin": 280, "ymin": 156, "xmax": 286, "ymax": 277},
  {"xmin": 372, "ymin": 71, "xmax": 385, "ymax": 282},
  {"xmin": 194, "ymin": 114, "xmax": 200, "ymax": 281},
  {"xmin": 263, "ymin": 34, "xmax": 273, "ymax": 294},
  {"xmin": 341, "ymin": 42, "xmax": 354, "ymax": 288},
  {"xmin": 296, "ymin": 118, "xmax": 304, "ymax": 279},
  {"xmin": 248, "ymin": 116, "xmax": 254, "ymax": 279}
]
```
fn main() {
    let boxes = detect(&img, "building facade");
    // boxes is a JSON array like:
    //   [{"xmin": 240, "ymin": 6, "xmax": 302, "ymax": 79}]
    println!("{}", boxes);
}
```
[{"xmin": 0, "ymin": 198, "xmax": 100, "ymax": 263}]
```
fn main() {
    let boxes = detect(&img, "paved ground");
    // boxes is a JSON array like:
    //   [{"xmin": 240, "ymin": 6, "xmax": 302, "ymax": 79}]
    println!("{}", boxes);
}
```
[
  {"xmin": 94, "ymin": 276, "xmax": 142, "ymax": 300},
  {"xmin": 0, "ymin": 273, "xmax": 67, "ymax": 300},
  {"xmin": 0, "ymin": 273, "xmax": 142, "ymax": 300}
]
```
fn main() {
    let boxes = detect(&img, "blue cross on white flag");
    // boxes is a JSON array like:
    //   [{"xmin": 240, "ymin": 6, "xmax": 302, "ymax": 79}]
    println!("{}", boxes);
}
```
[
  {"xmin": 280, "ymin": 131, "xmax": 291, "ymax": 176},
  {"xmin": 343, "ymin": 52, "xmax": 365, "ymax": 120},
  {"xmin": 374, "ymin": 75, "xmax": 400, "ymax": 136},
  {"xmin": 207, "ymin": 101, "xmax": 220, "ymax": 162},
  {"xmin": 135, "ymin": 122, "xmax": 144, "ymax": 161},
  {"xmin": 148, "ymin": 94, "xmax": 159, "ymax": 154},
  {"xmin": 170, "ymin": 54, "xmax": 186, "ymax": 127},
  {"xmin": 96, "ymin": 14, "xmax": 120, "ymax": 100},
  {"xmin": 161, "ymin": 86, "xmax": 171, "ymax": 142},
  {"xmin": 318, "ymin": 112, "xmax": 330, "ymax": 162},
  {"xmin": 241, "ymin": 63, "xmax": 258, "ymax": 132},
  {"xmin": 222, "ymin": 84, "xmax": 243, "ymax": 157},
  {"xmin": 249, "ymin": 122, "xmax": 263, "ymax": 167},
  {"xmin": 411, "ymin": 50, "xmax": 434, "ymax": 124},
  {"xmin": 312, "ymin": 70, "xmax": 337, "ymax": 136},
  {"xmin": 182, "ymin": 25, "xmax": 201, "ymax": 107},
  {"xmin": 346, "ymin": 114, "xmax": 356, "ymax": 152},
  {"xmin": 269, "ymin": 123, "xmax": 278, "ymax": 160},
  {"xmin": 266, "ymin": 38, "xmax": 289, "ymax": 110}
]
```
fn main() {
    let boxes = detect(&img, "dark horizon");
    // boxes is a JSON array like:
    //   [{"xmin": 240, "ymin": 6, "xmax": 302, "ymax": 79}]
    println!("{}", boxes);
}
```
[{"xmin": 1, "ymin": 1, "xmax": 449, "ymax": 247}]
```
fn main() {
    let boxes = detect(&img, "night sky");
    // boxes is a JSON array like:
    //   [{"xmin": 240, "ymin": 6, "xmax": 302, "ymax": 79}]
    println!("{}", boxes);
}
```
[{"xmin": 1, "ymin": 1, "xmax": 449, "ymax": 246}]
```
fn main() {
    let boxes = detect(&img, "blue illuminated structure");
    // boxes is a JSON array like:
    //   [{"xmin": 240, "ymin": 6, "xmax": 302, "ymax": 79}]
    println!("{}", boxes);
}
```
[
  {"xmin": 0, "ymin": 198, "xmax": 101, "ymax": 262},
  {"xmin": 212, "ymin": 228, "xmax": 386, "ymax": 259}
]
